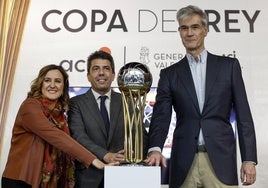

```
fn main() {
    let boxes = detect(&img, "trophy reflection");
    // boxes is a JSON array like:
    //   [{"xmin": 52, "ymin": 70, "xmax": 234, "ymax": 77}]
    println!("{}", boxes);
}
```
[{"xmin": 117, "ymin": 62, "xmax": 152, "ymax": 165}]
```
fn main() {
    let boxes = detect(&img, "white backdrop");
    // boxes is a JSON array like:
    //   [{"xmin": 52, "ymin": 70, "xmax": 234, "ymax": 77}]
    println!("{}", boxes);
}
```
[{"xmin": 1, "ymin": 0, "xmax": 268, "ymax": 187}]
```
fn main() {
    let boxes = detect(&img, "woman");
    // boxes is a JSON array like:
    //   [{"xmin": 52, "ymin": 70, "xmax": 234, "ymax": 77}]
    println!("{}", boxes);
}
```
[{"xmin": 2, "ymin": 64, "xmax": 115, "ymax": 188}]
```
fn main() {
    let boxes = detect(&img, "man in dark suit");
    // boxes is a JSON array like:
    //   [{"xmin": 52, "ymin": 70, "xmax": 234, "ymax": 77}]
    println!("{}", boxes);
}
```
[
  {"xmin": 146, "ymin": 5, "xmax": 257, "ymax": 188},
  {"xmin": 67, "ymin": 48, "xmax": 125, "ymax": 188}
]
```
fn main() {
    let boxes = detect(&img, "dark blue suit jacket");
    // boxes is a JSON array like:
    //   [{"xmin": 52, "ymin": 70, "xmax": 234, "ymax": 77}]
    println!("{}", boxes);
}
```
[{"xmin": 149, "ymin": 52, "xmax": 257, "ymax": 187}]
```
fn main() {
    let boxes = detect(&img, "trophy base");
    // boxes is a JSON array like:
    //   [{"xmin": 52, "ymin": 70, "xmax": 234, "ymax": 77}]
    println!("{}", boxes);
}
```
[
  {"xmin": 105, "ymin": 165, "xmax": 161, "ymax": 188},
  {"xmin": 120, "ymin": 161, "xmax": 148, "ymax": 166}
]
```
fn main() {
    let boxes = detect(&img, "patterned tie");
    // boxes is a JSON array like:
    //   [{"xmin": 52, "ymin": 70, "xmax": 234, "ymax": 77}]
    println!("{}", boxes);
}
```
[{"xmin": 99, "ymin": 96, "xmax": 110, "ymax": 134}]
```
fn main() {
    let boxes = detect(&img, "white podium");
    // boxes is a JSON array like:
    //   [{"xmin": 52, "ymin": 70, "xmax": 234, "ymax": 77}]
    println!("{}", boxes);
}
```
[{"xmin": 104, "ymin": 166, "xmax": 161, "ymax": 188}]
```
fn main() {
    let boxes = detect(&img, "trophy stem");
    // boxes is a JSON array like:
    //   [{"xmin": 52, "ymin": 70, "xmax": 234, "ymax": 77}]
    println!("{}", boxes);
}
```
[{"xmin": 121, "ymin": 90, "xmax": 146, "ymax": 164}]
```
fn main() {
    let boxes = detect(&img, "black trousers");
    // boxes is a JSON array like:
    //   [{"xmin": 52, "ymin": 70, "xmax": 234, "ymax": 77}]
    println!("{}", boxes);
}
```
[{"xmin": 2, "ymin": 177, "xmax": 32, "ymax": 188}]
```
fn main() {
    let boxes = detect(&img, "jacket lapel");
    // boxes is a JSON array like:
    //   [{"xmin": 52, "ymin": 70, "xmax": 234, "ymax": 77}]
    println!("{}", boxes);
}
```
[
  {"xmin": 178, "ymin": 57, "xmax": 200, "ymax": 113},
  {"xmin": 204, "ymin": 53, "xmax": 221, "ymax": 112},
  {"xmin": 107, "ymin": 91, "xmax": 122, "ymax": 144}
]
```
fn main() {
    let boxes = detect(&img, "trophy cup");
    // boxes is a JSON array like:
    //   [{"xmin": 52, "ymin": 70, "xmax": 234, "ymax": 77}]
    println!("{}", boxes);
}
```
[{"xmin": 117, "ymin": 62, "xmax": 152, "ymax": 165}]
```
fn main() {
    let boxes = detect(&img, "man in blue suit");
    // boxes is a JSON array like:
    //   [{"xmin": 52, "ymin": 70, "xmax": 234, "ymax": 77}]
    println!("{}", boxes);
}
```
[{"xmin": 146, "ymin": 5, "xmax": 257, "ymax": 188}]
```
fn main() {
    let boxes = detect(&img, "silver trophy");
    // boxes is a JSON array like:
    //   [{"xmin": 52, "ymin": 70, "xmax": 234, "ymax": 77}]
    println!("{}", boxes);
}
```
[{"xmin": 117, "ymin": 62, "xmax": 152, "ymax": 164}]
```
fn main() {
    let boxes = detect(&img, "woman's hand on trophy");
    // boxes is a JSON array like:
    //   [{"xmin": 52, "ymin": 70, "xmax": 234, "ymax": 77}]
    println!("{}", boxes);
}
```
[{"xmin": 92, "ymin": 158, "xmax": 120, "ymax": 170}]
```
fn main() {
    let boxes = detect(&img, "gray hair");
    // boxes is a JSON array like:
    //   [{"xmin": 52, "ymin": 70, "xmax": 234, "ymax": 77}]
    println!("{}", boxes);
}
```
[{"xmin": 176, "ymin": 5, "xmax": 208, "ymax": 27}]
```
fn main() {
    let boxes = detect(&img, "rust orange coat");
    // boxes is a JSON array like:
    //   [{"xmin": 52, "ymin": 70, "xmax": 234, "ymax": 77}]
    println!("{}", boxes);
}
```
[{"xmin": 2, "ymin": 98, "xmax": 97, "ymax": 188}]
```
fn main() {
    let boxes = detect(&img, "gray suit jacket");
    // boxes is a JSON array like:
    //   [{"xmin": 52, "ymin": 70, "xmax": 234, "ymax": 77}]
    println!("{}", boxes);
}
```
[
  {"xmin": 149, "ymin": 52, "xmax": 257, "ymax": 188},
  {"xmin": 68, "ymin": 89, "xmax": 124, "ymax": 188}
]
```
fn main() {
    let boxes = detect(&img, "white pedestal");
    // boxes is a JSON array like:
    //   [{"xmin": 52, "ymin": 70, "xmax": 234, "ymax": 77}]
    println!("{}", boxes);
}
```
[{"xmin": 104, "ymin": 166, "xmax": 161, "ymax": 188}]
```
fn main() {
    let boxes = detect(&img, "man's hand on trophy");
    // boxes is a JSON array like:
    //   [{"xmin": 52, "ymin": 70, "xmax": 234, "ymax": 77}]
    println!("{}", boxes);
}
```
[
  {"xmin": 103, "ymin": 150, "xmax": 125, "ymax": 163},
  {"xmin": 145, "ymin": 151, "xmax": 167, "ymax": 167}
]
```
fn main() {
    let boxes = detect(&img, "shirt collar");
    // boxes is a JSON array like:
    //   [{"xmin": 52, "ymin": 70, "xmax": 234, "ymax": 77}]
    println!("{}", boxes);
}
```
[
  {"xmin": 91, "ymin": 88, "xmax": 112, "ymax": 100},
  {"xmin": 186, "ymin": 50, "xmax": 207, "ymax": 65}
]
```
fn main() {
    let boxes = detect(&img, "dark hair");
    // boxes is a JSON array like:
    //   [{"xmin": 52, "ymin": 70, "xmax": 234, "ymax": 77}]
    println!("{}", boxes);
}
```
[
  {"xmin": 27, "ymin": 64, "xmax": 69, "ymax": 110},
  {"xmin": 87, "ymin": 50, "xmax": 115, "ymax": 74},
  {"xmin": 176, "ymin": 5, "xmax": 208, "ymax": 27}
]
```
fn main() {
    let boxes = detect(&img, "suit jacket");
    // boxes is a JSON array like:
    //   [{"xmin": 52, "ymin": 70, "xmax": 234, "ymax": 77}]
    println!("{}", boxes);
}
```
[
  {"xmin": 68, "ymin": 89, "xmax": 125, "ymax": 188},
  {"xmin": 149, "ymin": 52, "xmax": 257, "ymax": 188},
  {"xmin": 2, "ymin": 98, "xmax": 96, "ymax": 188}
]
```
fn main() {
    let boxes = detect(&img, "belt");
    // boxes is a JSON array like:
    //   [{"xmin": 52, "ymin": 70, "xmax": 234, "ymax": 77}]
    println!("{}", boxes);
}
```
[{"xmin": 197, "ymin": 145, "xmax": 207, "ymax": 152}]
